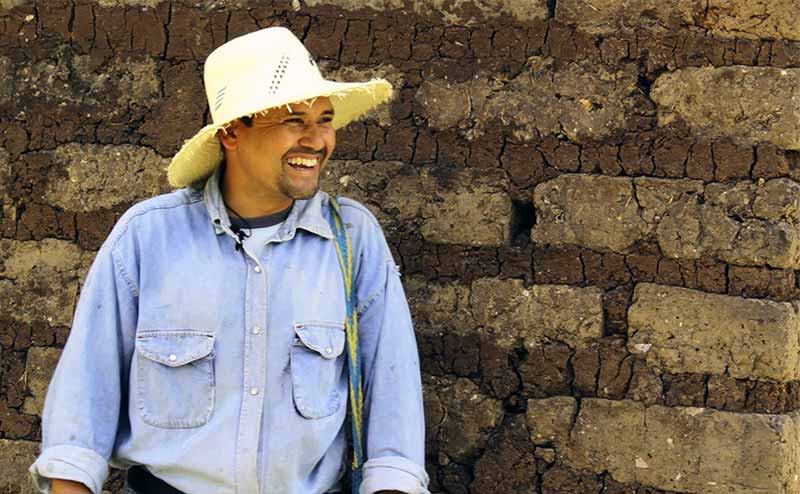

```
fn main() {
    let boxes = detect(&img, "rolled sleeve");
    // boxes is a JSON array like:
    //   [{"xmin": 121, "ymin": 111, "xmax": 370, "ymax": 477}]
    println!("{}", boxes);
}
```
[
  {"xmin": 360, "ymin": 456, "xmax": 431, "ymax": 494},
  {"xmin": 30, "ymin": 445, "xmax": 109, "ymax": 494},
  {"xmin": 29, "ymin": 240, "xmax": 138, "ymax": 494},
  {"xmin": 357, "ymin": 258, "xmax": 428, "ymax": 494}
]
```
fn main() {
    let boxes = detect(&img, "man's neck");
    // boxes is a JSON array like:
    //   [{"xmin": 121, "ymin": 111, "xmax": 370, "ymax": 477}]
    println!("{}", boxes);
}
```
[{"xmin": 221, "ymin": 166, "xmax": 294, "ymax": 218}]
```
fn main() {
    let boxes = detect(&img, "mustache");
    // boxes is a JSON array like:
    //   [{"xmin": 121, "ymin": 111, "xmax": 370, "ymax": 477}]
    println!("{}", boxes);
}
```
[{"xmin": 284, "ymin": 147, "xmax": 327, "ymax": 159}]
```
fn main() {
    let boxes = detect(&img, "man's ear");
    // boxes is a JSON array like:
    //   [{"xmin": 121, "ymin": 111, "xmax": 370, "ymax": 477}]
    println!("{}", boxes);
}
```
[{"xmin": 217, "ymin": 122, "xmax": 241, "ymax": 151}]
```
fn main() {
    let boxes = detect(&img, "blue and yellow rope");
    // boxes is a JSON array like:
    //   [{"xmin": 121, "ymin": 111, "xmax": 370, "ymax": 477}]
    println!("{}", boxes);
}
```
[{"xmin": 327, "ymin": 197, "xmax": 364, "ymax": 494}]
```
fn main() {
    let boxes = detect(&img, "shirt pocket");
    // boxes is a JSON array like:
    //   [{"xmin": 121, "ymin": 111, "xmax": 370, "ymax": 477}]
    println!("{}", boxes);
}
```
[
  {"xmin": 135, "ymin": 330, "xmax": 215, "ymax": 429},
  {"xmin": 290, "ymin": 321, "xmax": 347, "ymax": 419}
]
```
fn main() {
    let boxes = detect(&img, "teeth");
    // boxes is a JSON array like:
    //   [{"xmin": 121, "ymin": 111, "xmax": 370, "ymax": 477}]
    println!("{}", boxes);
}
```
[{"xmin": 287, "ymin": 157, "xmax": 318, "ymax": 167}]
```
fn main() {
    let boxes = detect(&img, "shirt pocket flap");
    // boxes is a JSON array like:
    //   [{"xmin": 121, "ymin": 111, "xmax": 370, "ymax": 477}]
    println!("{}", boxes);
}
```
[
  {"xmin": 136, "ymin": 331, "xmax": 215, "ymax": 367},
  {"xmin": 293, "ymin": 322, "xmax": 345, "ymax": 359}
]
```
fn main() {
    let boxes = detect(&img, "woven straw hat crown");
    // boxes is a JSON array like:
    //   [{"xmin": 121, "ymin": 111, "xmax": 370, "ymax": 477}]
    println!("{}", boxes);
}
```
[{"xmin": 167, "ymin": 27, "xmax": 393, "ymax": 188}]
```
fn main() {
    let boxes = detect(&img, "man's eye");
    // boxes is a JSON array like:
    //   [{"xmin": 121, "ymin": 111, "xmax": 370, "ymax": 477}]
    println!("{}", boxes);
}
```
[
  {"xmin": 319, "ymin": 117, "xmax": 334, "ymax": 125},
  {"xmin": 284, "ymin": 118, "xmax": 305, "ymax": 125}
]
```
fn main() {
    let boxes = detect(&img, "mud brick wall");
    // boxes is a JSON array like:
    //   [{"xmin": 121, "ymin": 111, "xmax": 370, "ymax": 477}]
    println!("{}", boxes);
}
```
[{"xmin": 3, "ymin": 0, "xmax": 800, "ymax": 493}]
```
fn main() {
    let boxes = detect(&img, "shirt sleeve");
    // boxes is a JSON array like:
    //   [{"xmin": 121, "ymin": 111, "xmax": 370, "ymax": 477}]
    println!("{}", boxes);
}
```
[
  {"xmin": 356, "ymin": 260, "xmax": 430, "ymax": 494},
  {"xmin": 29, "ymin": 240, "xmax": 138, "ymax": 494}
]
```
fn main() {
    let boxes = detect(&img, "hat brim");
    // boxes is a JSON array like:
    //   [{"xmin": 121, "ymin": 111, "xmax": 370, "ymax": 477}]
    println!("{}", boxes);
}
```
[{"xmin": 167, "ymin": 78, "xmax": 393, "ymax": 188}]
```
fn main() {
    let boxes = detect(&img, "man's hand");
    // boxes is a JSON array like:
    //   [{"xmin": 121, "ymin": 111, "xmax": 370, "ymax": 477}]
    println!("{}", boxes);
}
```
[{"xmin": 52, "ymin": 478, "xmax": 91, "ymax": 494}]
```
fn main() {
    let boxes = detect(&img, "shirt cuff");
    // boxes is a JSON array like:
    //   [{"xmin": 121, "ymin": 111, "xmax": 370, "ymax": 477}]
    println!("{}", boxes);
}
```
[
  {"xmin": 29, "ymin": 444, "xmax": 109, "ymax": 494},
  {"xmin": 359, "ymin": 456, "xmax": 430, "ymax": 494}
]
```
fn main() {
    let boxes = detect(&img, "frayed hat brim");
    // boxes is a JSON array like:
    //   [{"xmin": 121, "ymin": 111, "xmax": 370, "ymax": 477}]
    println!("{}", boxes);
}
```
[{"xmin": 167, "ymin": 78, "xmax": 393, "ymax": 188}]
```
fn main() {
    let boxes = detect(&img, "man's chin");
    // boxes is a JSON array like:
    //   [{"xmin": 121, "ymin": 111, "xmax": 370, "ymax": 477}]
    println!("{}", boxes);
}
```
[{"xmin": 284, "ymin": 185, "xmax": 319, "ymax": 201}]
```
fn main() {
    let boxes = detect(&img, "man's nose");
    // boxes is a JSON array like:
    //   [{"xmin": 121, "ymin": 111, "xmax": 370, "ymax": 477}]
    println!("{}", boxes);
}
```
[{"xmin": 298, "ymin": 124, "xmax": 326, "ymax": 151}]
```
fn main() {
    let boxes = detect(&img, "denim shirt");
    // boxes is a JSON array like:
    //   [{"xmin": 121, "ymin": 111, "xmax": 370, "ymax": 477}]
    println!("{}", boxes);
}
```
[{"xmin": 29, "ymin": 169, "xmax": 429, "ymax": 494}]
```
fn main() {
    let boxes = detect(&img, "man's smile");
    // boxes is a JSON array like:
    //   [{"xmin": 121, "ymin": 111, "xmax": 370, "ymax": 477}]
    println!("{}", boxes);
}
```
[{"xmin": 285, "ymin": 153, "xmax": 325, "ymax": 174}]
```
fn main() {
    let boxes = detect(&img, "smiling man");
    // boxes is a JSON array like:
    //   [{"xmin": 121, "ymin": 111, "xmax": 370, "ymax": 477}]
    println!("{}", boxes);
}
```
[{"xmin": 30, "ymin": 27, "xmax": 429, "ymax": 494}]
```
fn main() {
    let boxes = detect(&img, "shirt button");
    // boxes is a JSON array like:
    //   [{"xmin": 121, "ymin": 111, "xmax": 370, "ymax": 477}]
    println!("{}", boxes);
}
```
[
  {"xmin": 249, "ymin": 387, "xmax": 259, "ymax": 396},
  {"xmin": 254, "ymin": 265, "xmax": 262, "ymax": 273},
  {"xmin": 252, "ymin": 326, "xmax": 262, "ymax": 335},
  {"xmin": 325, "ymin": 347, "xmax": 333, "ymax": 355},
  {"xmin": 168, "ymin": 354, "xmax": 177, "ymax": 362}
]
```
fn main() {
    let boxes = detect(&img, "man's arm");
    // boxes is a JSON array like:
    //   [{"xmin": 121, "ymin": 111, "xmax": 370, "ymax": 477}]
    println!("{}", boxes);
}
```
[
  {"xmin": 29, "ymin": 241, "xmax": 138, "ymax": 494},
  {"xmin": 356, "ymin": 260, "xmax": 430, "ymax": 494},
  {"xmin": 52, "ymin": 479, "xmax": 91, "ymax": 494}
]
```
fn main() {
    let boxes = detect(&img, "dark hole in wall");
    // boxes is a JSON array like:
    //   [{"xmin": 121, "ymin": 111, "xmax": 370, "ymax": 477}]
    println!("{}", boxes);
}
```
[
  {"xmin": 786, "ymin": 150, "xmax": 800, "ymax": 172},
  {"xmin": 637, "ymin": 74, "xmax": 653, "ymax": 94},
  {"xmin": 546, "ymin": 0, "xmax": 557, "ymax": 18},
  {"xmin": 510, "ymin": 199, "xmax": 535, "ymax": 247}
]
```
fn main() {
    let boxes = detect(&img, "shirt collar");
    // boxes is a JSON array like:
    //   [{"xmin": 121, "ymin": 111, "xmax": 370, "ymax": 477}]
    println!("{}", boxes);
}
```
[{"xmin": 203, "ymin": 166, "xmax": 333, "ymax": 241}]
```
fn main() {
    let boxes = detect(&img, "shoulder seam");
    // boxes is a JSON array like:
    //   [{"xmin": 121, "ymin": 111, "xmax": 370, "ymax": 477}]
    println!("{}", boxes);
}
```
[
  {"xmin": 336, "ymin": 199, "xmax": 382, "ymax": 230},
  {"xmin": 107, "ymin": 196, "xmax": 203, "ymax": 296},
  {"xmin": 108, "ymin": 197, "xmax": 202, "ymax": 251}
]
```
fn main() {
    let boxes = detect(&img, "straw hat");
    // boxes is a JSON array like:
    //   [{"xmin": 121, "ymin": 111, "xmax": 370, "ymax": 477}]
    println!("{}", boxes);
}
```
[{"xmin": 167, "ymin": 27, "xmax": 393, "ymax": 188}]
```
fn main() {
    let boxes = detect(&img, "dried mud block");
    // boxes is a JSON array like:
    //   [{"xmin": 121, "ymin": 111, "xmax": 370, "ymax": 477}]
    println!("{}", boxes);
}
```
[
  {"xmin": 652, "ymin": 67, "xmax": 800, "ymax": 150},
  {"xmin": 0, "ymin": 239, "xmax": 92, "ymax": 327},
  {"xmin": 628, "ymin": 283, "xmax": 800, "ymax": 381},
  {"xmin": 562, "ymin": 398, "xmax": 800, "ymax": 494}
]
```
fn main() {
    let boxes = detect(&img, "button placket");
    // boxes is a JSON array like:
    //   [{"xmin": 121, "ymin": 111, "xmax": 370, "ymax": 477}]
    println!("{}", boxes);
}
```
[{"xmin": 235, "ymin": 245, "xmax": 268, "ymax": 493}]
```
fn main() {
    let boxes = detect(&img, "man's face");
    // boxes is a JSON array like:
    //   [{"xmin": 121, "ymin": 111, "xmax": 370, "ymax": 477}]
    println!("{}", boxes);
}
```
[{"xmin": 222, "ymin": 97, "xmax": 336, "ymax": 202}]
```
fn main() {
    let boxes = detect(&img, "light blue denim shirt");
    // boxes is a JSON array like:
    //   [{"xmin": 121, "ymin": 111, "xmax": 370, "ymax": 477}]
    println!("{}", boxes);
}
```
[{"xmin": 29, "ymin": 168, "xmax": 429, "ymax": 494}]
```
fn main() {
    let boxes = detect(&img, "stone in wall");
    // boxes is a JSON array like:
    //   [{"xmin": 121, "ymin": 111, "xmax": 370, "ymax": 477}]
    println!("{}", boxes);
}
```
[
  {"xmin": 323, "ymin": 163, "xmax": 512, "ymax": 246},
  {"xmin": 0, "ymin": 239, "xmax": 91, "ymax": 327},
  {"xmin": 705, "ymin": 179, "xmax": 800, "ymax": 224},
  {"xmin": 651, "ymin": 67, "xmax": 800, "ymax": 150},
  {"xmin": 300, "ymin": 0, "xmax": 549, "ymax": 24},
  {"xmin": 532, "ymin": 174, "xmax": 800, "ymax": 268},
  {"xmin": 419, "ymin": 185, "xmax": 510, "ymax": 246},
  {"xmin": 320, "ymin": 160, "xmax": 404, "ymax": 224},
  {"xmin": 423, "ymin": 375, "xmax": 503, "ymax": 462},
  {"xmin": 414, "ymin": 79, "xmax": 471, "ymax": 130},
  {"xmin": 532, "ymin": 174, "xmax": 649, "ymax": 252},
  {"xmin": 0, "ymin": 146, "xmax": 13, "ymax": 234},
  {"xmin": 526, "ymin": 396, "xmax": 576, "ymax": 446},
  {"xmin": 557, "ymin": 0, "xmax": 800, "ymax": 41},
  {"xmin": 0, "ymin": 147, "xmax": 9, "ymax": 198},
  {"xmin": 0, "ymin": 57, "xmax": 13, "ymax": 106},
  {"xmin": 407, "ymin": 277, "xmax": 603, "ymax": 349},
  {"xmin": 45, "ymin": 143, "xmax": 170, "ymax": 212},
  {"xmin": 4, "ymin": 51, "xmax": 160, "ymax": 119},
  {"xmin": 561, "ymin": 399, "xmax": 800, "ymax": 494},
  {"xmin": 322, "ymin": 64, "xmax": 404, "ymax": 128},
  {"xmin": 470, "ymin": 279, "xmax": 604, "ymax": 349},
  {"xmin": 0, "ymin": 439, "xmax": 39, "ymax": 494},
  {"xmin": 415, "ymin": 59, "xmax": 641, "ymax": 142},
  {"xmin": 23, "ymin": 347, "xmax": 62, "ymax": 416},
  {"xmin": 0, "ymin": 0, "xmax": 27, "ymax": 9},
  {"xmin": 381, "ymin": 167, "xmax": 512, "ymax": 246},
  {"xmin": 96, "ymin": 0, "xmax": 161, "ymax": 6},
  {"xmin": 705, "ymin": 0, "xmax": 800, "ymax": 41},
  {"xmin": 557, "ymin": 0, "xmax": 705, "ymax": 35},
  {"xmin": 628, "ymin": 283, "xmax": 800, "ymax": 382},
  {"xmin": 404, "ymin": 276, "xmax": 474, "ymax": 335},
  {"xmin": 655, "ymin": 198, "xmax": 800, "ymax": 269}
]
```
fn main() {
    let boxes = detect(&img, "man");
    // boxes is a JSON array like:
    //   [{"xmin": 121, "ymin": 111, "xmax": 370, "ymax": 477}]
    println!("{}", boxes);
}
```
[{"xmin": 30, "ymin": 27, "xmax": 429, "ymax": 494}]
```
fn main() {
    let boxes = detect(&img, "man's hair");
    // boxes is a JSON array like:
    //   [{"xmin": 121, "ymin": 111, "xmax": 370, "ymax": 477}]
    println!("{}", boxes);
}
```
[{"xmin": 240, "ymin": 116, "xmax": 253, "ymax": 127}]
